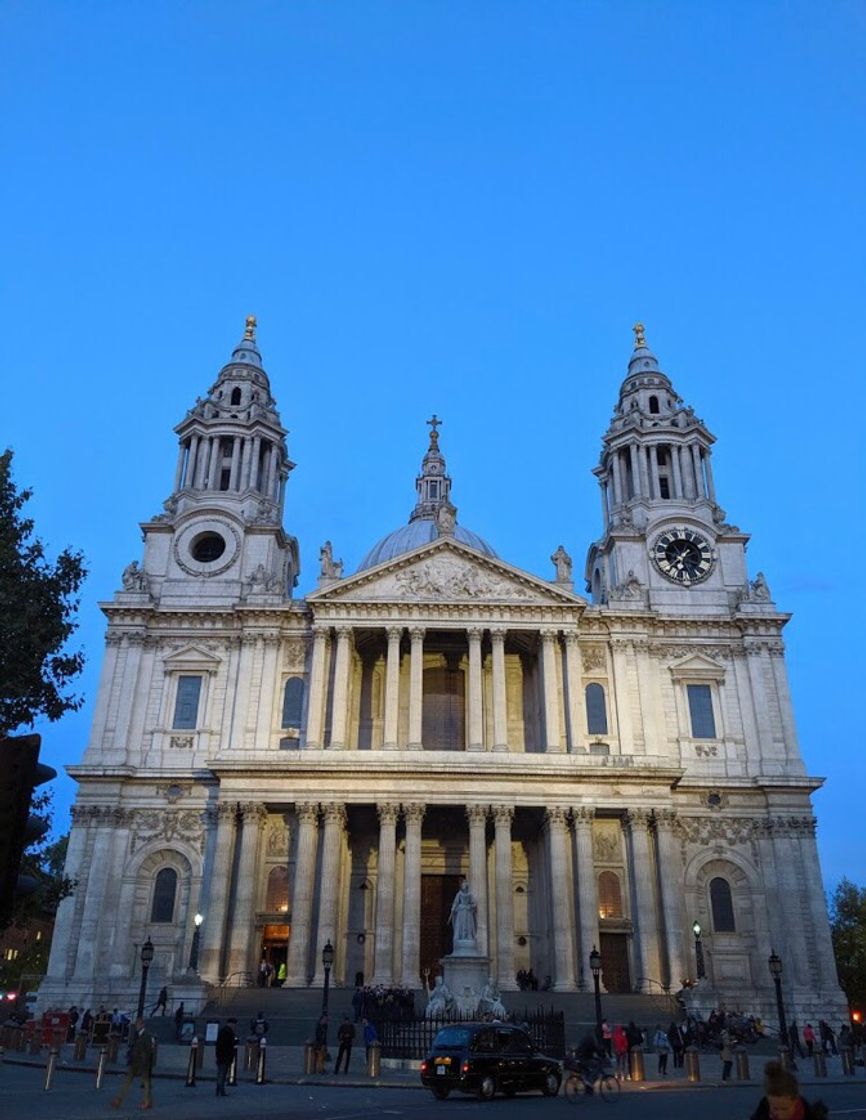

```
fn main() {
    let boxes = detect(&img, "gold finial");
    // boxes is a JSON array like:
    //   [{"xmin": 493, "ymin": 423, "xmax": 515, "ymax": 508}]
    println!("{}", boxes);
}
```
[
  {"xmin": 632, "ymin": 322, "xmax": 646, "ymax": 349},
  {"xmin": 244, "ymin": 314, "xmax": 257, "ymax": 341},
  {"xmin": 426, "ymin": 413, "xmax": 441, "ymax": 449}
]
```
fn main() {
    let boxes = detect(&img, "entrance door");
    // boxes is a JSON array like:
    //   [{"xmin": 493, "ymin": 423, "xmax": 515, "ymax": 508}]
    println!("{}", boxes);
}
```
[
  {"xmin": 420, "ymin": 874, "xmax": 461, "ymax": 981},
  {"xmin": 599, "ymin": 932, "xmax": 631, "ymax": 993},
  {"xmin": 261, "ymin": 924, "xmax": 290, "ymax": 980}
]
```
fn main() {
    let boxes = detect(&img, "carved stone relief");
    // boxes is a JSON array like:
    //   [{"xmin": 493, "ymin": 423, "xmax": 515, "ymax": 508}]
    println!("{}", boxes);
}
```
[{"xmin": 130, "ymin": 808, "xmax": 207, "ymax": 854}]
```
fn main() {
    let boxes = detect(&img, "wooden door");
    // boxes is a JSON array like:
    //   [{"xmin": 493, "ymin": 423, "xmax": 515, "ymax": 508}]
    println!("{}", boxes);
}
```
[
  {"xmin": 419, "ymin": 874, "xmax": 461, "ymax": 981},
  {"xmin": 599, "ymin": 932, "xmax": 631, "ymax": 993}
]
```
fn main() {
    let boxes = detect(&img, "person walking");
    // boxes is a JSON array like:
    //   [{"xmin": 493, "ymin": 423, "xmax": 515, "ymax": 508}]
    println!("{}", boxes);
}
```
[
  {"xmin": 334, "ymin": 1015, "xmax": 356, "ymax": 1073},
  {"xmin": 612, "ymin": 1023, "xmax": 629, "ymax": 1081},
  {"xmin": 652, "ymin": 1024, "xmax": 670, "ymax": 1075},
  {"xmin": 111, "ymin": 1017, "xmax": 155, "ymax": 1111},
  {"xmin": 789, "ymin": 1020, "xmax": 805, "ymax": 1059},
  {"xmin": 749, "ymin": 1059, "xmax": 828, "ymax": 1119},
  {"xmin": 720, "ymin": 1028, "xmax": 734, "ymax": 1081},
  {"xmin": 276, "ymin": 961, "xmax": 287, "ymax": 987},
  {"xmin": 667, "ymin": 1020, "xmax": 685, "ymax": 1068},
  {"xmin": 215, "ymin": 1018, "xmax": 237, "ymax": 1097},
  {"xmin": 802, "ymin": 1023, "xmax": 816, "ymax": 1058},
  {"xmin": 150, "ymin": 986, "xmax": 168, "ymax": 1017}
]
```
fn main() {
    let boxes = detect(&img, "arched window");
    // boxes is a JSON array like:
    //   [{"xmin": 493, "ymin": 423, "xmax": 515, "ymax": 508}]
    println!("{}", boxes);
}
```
[
  {"xmin": 281, "ymin": 677, "xmax": 305, "ymax": 729},
  {"xmin": 710, "ymin": 876, "xmax": 736, "ymax": 932},
  {"xmin": 598, "ymin": 871, "xmax": 623, "ymax": 919},
  {"xmin": 585, "ymin": 683, "xmax": 608, "ymax": 735},
  {"xmin": 230, "ymin": 387, "xmax": 242, "ymax": 406},
  {"xmin": 649, "ymin": 395, "xmax": 660, "ymax": 414},
  {"xmin": 150, "ymin": 867, "xmax": 178, "ymax": 923},
  {"xmin": 266, "ymin": 866, "xmax": 289, "ymax": 912}
]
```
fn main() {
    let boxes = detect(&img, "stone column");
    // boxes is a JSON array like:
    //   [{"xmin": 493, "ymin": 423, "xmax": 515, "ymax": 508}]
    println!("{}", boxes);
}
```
[
  {"xmin": 229, "ymin": 435, "xmax": 242, "ymax": 490},
  {"xmin": 239, "ymin": 437, "xmax": 252, "ymax": 493},
  {"xmin": 227, "ymin": 803, "xmax": 267, "ymax": 976},
  {"xmin": 490, "ymin": 629, "xmax": 508, "ymax": 752},
  {"xmin": 467, "ymin": 804, "xmax": 490, "ymax": 956},
  {"xmin": 653, "ymin": 811, "xmax": 688, "ymax": 991},
  {"xmin": 704, "ymin": 453, "xmax": 716, "ymax": 501},
  {"xmin": 383, "ymin": 628, "xmax": 402, "ymax": 749},
  {"xmin": 468, "ymin": 627, "xmax": 484, "ymax": 750},
  {"xmin": 745, "ymin": 642, "xmax": 781, "ymax": 766},
  {"xmin": 199, "ymin": 803, "xmax": 239, "ymax": 983},
  {"xmin": 372, "ymin": 803, "xmax": 399, "ymax": 983},
  {"xmin": 563, "ymin": 632, "xmax": 583, "ymax": 752},
  {"xmin": 625, "ymin": 810, "xmax": 661, "ymax": 991},
  {"xmin": 639, "ymin": 446, "xmax": 650, "ymax": 496},
  {"xmin": 546, "ymin": 807, "xmax": 576, "ymax": 990},
  {"xmin": 691, "ymin": 444, "xmax": 704, "ymax": 498},
  {"xmin": 45, "ymin": 807, "xmax": 92, "ymax": 981},
  {"xmin": 628, "ymin": 444, "xmax": 640, "ymax": 499},
  {"xmin": 649, "ymin": 444, "xmax": 661, "ymax": 498},
  {"xmin": 305, "ymin": 626, "xmax": 329, "ymax": 749},
  {"xmin": 313, "ymin": 803, "xmax": 347, "ymax": 982},
  {"xmin": 610, "ymin": 639, "xmax": 634, "ymax": 752},
  {"xmin": 255, "ymin": 635, "xmax": 280, "ymax": 746},
  {"xmin": 329, "ymin": 627, "xmax": 353, "ymax": 749},
  {"xmin": 572, "ymin": 808, "xmax": 601, "ymax": 990},
  {"xmin": 248, "ymin": 434, "xmax": 261, "ymax": 490},
  {"xmin": 797, "ymin": 818, "xmax": 841, "ymax": 990},
  {"xmin": 670, "ymin": 443, "xmax": 683, "ymax": 498},
  {"xmin": 285, "ymin": 802, "xmax": 320, "ymax": 986},
  {"xmin": 208, "ymin": 436, "xmax": 221, "ymax": 489},
  {"xmin": 408, "ymin": 628, "xmax": 425, "ymax": 749},
  {"xmin": 73, "ymin": 809, "xmax": 119, "ymax": 980},
  {"xmin": 540, "ymin": 630, "xmax": 563, "ymax": 752},
  {"xmin": 185, "ymin": 434, "xmax": 199, "ymax": 488},
  {"xmin": 400, "ymin": 803, "xmax": 426, "ymax": 986},
  {"xmin": 493, "ymin": 805, "xmax": 516, "ymax": 989},
  {"xmin": 611, "ymin": 451, "xmax": 623, "ymax": 504}
]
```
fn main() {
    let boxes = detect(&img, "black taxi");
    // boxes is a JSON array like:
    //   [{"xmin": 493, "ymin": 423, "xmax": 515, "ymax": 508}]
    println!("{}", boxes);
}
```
[{"xmin": 420, "ymin": 1022, "xmax": 561, "ymax": 1101}]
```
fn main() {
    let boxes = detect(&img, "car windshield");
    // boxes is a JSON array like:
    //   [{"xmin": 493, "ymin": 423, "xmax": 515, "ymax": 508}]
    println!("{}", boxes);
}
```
[{"xmin": 433, "ymin": 1027, "xmax": 472, "ymax": 1049}]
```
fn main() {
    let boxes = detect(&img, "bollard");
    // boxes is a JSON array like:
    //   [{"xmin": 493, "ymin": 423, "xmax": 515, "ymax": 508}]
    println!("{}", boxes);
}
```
[
  {"xmin": 106, "ymin": 1035, "xmax": 119, "ymax": 1063},
  {"xmin": 44, "ymin": 1045, "xmax": 59, "ymax": 1091},
  {"xmin": 303, "ymin": 1042, "xmax": 315, "ymax": 1074},
  {"xmin": 685, "ymin": 1044, "xmax": 701, "ymax": 1082},
  {"xmin": 841, "ymin": 1046, "xmax": 855, "ymax": 1077},
  {"xmin": 95, "ymin": 1046, "xmax": 107, "ymax": 1090},
  {"xmin": 255, "ymin": 1036, "xmax": 267, "ymax": 1084},
  {"xmin": 813, "ymin": 1050, "xmax": 827, "ymax": 1077},
  {"xmin": 367, "ymin": 1040, "xmax": 381, "ymax": 1078},
  {"xmin": 185, "ymin": 1037, "xmax": 198, "ymax": 1088},
  {"xmin": 629, "ymin": 1046, "xmax": 645, "ymax": 1083},
  {"xmin": 228, "ymin": 1046, "xmax": 237, "ymax": 1086},
  {"xmin": 735, "ymin": 1045, "xmax": 750, "ymax": 1081},
  {"xmin": 779, "ymin": 1046, "xmax": 793, "ymax": 1072},
  {"xmin": 73, "ymin": 1032, "xmax": 87, "ymax": 1062},
  {"xmin": 245, "ymin": 1039, "xmax": 257, "ymax": 1071}
]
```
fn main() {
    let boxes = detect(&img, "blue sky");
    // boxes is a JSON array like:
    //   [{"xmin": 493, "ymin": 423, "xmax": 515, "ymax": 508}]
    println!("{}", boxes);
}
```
[{"xmin": 1, "ymin": 2, "xmax": 863, "ymax": 890}]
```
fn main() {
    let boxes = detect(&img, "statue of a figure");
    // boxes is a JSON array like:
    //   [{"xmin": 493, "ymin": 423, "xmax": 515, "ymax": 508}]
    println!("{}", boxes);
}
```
[
  {"xmin": 121, "ymin": 561, "xmax": 147, "ymax": 592},
  {"xmin": 436, "ymin": 503, "xmax": 457, "ymax": 536},
  {"xmin": 477, "ymin": 977, "xmax": 507, "ymax": 1019},
  {"xmin": 319, "ymin": 540, "xmax": 343, "ymax": 579},
  {"xmin": 751, "ymin": 571, "xmax": 771, "ymax": 601},
  {"xmin": 449, "ymin": 880, "xmax": 477, "ymax": 943},
  {"xmin": 622, "ymin": 569, "xmax": 643, "ymax": 599},
  {"xmin": 424, "ymin": 974, "xmax": 455, "ymax": 1018},
  {"xmin": 551, "ymin": 544, "xmax": 572, "ymax": 582}
]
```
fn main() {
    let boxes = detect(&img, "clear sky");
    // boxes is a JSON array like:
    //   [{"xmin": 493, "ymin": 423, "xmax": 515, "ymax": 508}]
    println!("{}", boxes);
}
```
[{"xmin": 1, "ymin": 2, "xmax": 863, "ymax": 890}]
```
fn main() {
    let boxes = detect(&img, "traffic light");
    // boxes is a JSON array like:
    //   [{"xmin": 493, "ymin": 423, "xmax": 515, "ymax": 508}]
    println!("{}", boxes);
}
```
[{"xmin": 0, "ymin": 734, "xmax": 56, "ymax": 923}]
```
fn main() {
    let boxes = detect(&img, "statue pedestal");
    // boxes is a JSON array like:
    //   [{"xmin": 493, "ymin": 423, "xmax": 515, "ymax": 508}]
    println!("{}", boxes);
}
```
[{"xmin": 443, "ymin": 950, "xmax": 491, "ymax": 1017}]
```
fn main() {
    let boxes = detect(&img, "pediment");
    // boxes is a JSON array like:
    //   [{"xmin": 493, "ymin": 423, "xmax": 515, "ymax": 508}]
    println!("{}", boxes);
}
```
[
  {"xmin": 309, "ymin": 538, "xmax": 585, "ymax": 606},
  {"xmin": 669, "ymin": 652, "xmax": 726, "ymax": 681},
  {"xmin": 162, "ymin": 643, "xmax": 223, "ymax": 671}
]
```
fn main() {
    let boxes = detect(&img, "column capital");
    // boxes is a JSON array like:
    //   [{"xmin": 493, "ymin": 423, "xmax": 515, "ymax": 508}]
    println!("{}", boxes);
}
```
[
  {"xmin": 466, "ymin": 803, "xmax": 490, "ymax": 827},
  {"xmin": 540, "ymin": 628, "xmax": 559, "ymax": 643},
  {"xmin": 402, "ymin": 802, "xmax": 426, "ymax": 826},
  {"xmin": 624, "ymin": 808, "xmax": 651, "ymax": 830},
  {"xmin": 377, "ymin": 802, "xmax": 400, "ymax": 825},
  {"xmin": 490, "ymin": 627, "xmax": 507, "ymax": 642},
  {"xmin": 215, "ymin": 801, "xmax": 239, "ymax": 823},
  {"xmin": 312, "ymin": 624, "xmax": 330, "ymax": 640},
  {"xmin": 492, "ymin": 804, "xmax": 514, "ymax": 827},
  {"xmin": 295, "ymin": 801, "xmax": 320, "ymax": 823},
  {"xmin": 239, "ymin": 802, "xmax": 268, "ymax": 824},
  {"xmin": 322, "ymin": 802, "xmax": 348, "ymax": 828},
  {"xmin": 563, "ymin": 630, "xmax": 580, "ymax": 648},
  {"xmin": 334, "ymin": 625, "xmax": 353, "ymax": 640},
  {"xmin": 386, "ymin": 626, "xmax": 403, "ymax": 643},
  {"xmin": 544, "ymin": 805, "xmax": 570, "ymax": 828},
  {"xmin": 572, "ymin": 806, "xmax": 596, "ymax": 826},
  {"xmin": 467, "ymin": 627, "xmax": 484, "ymax": 642},
  {"xmin": 653, "ymin": 808, "xmax": 678, "ymax": 830},
  {"xmin": 409, "ymin": 626, "xmax": 426, "ymax": 642}
]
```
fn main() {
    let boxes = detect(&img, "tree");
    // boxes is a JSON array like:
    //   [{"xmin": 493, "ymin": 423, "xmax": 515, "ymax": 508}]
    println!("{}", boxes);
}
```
[
  {"xmin": 829, "ymin": 878, "xmax": 866, "ymax": 1011},
  {"xmin": 0, "ymin": 449, "xmax": 87, "ymax": 735}
]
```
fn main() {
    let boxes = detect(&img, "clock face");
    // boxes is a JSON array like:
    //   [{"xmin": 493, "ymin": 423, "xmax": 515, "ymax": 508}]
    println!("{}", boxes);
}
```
[{"xmin": 652, "ymin": 528, "xmax": 714, "ymax": 585}]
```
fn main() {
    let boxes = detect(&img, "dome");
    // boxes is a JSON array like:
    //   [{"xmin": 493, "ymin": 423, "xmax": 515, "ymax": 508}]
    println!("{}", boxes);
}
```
[{"xmin": 358, "ymin": 518, "xmax": 497, "ymax": 572}]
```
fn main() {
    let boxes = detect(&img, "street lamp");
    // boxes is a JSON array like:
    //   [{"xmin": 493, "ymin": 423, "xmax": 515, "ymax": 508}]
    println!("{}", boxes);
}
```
[
  {"xmin": 188, "ymin": 913, "xmax": 203, "ymax": 972},
  {"xmin": 768, "ymin": 950, "xmax": 790, "ymax": 1057},
  {"xmin": 136, "ymin": 937, "xmax": 155, "ymax": 1019},
  {"xmin": 321, "ymin": 940, "xmax": 335, "ymax": 1053},
  {"xmin": 589, "ymin": 946, "xmax": 603, "ymax": 1038},
  {"xmin": 692, "ymin": 921, "xmax": 705, "ymax": 981}
]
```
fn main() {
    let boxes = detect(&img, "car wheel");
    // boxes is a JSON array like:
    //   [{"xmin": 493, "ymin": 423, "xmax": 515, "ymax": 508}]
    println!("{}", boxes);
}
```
[
  {"xmin": 542, "ymin": 1071, "xmax": 561, "ymax": 1097},
  {"xmin": 432, "ymin": 1086, "xmax": 450, "ymax": 1100},
  {"xmin": 478, "ymin": 1074, "xmax": 496, "ymax": 1101}
]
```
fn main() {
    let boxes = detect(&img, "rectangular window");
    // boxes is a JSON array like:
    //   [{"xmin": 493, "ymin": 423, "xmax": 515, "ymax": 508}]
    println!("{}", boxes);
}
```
[
  {"xmin": 172, "ymin": 675, "xmax": 202, "ymax": 729},
  {"xmin": 659, "ymin": 476, "xmax": 670, "ymax": 499},
  {"xmin": 687, "ymin": 684, "xmax": 716, "ymax": 738}
]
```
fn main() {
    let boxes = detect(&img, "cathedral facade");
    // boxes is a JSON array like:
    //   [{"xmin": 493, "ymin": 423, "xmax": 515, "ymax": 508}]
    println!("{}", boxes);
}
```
[{"xmin": 41, "ymin": 319, "xmax": 845, "ymax": 1020}]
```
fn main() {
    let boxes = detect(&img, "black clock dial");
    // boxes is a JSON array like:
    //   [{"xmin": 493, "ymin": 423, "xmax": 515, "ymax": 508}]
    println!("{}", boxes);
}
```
[{"xmin": 652, "ymin": 529, "xmax": 714, "ymax": 585}]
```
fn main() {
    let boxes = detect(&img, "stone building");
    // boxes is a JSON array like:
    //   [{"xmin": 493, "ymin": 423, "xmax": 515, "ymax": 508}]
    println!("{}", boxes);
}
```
[{"xmin": 40, "ymin": 318, "xmax": 845, "ymax": 1020}]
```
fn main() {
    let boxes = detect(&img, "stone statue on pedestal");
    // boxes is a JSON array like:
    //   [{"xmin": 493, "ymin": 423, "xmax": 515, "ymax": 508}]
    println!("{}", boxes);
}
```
[{"xmin": 449, "ymin": 880, "xmax": 477, "ymax": 947}]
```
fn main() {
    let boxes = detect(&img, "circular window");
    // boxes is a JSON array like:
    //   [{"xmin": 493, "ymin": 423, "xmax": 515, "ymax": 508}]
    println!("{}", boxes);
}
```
[{"xmin": 191, "ymin": 532, "xmax": 226, "ymax": 563}]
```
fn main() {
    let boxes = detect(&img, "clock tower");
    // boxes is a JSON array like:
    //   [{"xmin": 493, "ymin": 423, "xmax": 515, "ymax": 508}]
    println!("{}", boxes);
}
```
[{"xmin": 585, "ymin": 325, "xmax": 753, "ymax": 613}]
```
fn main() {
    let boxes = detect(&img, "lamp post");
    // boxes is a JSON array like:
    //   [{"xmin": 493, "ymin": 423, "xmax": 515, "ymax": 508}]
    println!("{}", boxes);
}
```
[
  {"xmin": 692, "ymin": 921, "xmax": 705, "ymax": 981},
  {"xmin": 136, "ymin": 937, "xmax": 155, "ymax": 1019},
  {"xmin": 768, "ymin": 950, "xmax": 789, "ymax": 1056},
  {"xmin": 188, "ymin": 913, "xmax": 203, "ymax": 972},
  {"xmin": 589, "ymin": 946, "xmax": 603, "ymax": 1038},
  {"xmin": 321, "ymin": 940, "xmax": 334, "ymax": 1053}
]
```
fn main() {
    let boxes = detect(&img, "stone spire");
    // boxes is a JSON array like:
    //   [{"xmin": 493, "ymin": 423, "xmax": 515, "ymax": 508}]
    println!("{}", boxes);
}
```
[{"xmin": 410, "ymin": 414, "xmax": 456, "ymax": 528}]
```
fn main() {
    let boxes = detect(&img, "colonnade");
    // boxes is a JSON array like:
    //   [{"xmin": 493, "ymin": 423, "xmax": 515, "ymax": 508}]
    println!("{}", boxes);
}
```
[
  {"xmin": 174, "ymin": 430, "xmax": 284, "ymax": 502},
  {"xmin": 605, "ymin": 439, "xmax": 716, "ymax": 511}
]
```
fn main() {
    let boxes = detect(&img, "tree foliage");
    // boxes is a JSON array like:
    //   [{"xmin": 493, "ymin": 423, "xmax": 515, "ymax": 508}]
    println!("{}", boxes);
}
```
[
  {"xmin": 0, "ymin": 449, "xmax": 87, "ymax": 735},
  {"xmin": 829, "ymin": 877, "xmax": 866, "ymax": 1011}
]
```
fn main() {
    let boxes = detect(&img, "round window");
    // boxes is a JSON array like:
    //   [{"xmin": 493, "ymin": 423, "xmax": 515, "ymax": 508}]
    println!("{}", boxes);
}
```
[{"xmin": 191, "ymin": 532, "xmax": 226, "ymax": 563}]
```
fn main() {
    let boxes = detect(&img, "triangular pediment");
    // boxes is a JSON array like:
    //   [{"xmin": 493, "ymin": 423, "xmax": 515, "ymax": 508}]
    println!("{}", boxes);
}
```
[
  {"xmin": 162, "ymin": 643, "xmax": 223, "ymax": 671},
  {"xmin": 309, "ymin": 538, "xmax": 586, "ymax": 606},
  {"xmin": 669, "ymin": 652, "xmax": 726, "ymax": 681}
]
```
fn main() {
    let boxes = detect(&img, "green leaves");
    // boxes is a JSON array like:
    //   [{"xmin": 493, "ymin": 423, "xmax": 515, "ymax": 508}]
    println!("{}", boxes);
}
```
[{"xmin": 829, "ymin": 878, "xmax": 866, "ymax": 1012}]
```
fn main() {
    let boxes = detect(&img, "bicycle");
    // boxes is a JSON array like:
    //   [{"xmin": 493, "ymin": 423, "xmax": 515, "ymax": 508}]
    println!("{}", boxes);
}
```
[{"xmin": 563, "ymin": 1055, "xmax": 621, "ymax": 1103}]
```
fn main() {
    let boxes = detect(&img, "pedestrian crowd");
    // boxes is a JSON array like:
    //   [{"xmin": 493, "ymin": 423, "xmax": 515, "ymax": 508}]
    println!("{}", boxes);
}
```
[{"xmin": 351, "ymin": 983, "xmax": 416, "ymax": 1021}]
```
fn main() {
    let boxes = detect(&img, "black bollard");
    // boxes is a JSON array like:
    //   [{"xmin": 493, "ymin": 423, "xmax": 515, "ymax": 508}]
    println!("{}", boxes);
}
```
[
  {"xmin": 256, "ymin": 1037, "xmax": 267, "ymax": 1084},
  {"xmin": 840, "ymin": 1046, "xmax": 855, "ymax": 1077},
  {"xmin": 185, "ymin": 1037, "xmax": 198, "ymax": 1087}
]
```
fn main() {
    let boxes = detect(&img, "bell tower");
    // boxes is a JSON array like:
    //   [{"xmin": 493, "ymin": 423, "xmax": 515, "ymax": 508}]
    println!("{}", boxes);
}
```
[
  {"xmin": 134, "ymin": 317, "xmax": 300, "ymax": 605},
  {"xmin": 585, "ymin": 325, "xmax": 752, "ymax": 613}
]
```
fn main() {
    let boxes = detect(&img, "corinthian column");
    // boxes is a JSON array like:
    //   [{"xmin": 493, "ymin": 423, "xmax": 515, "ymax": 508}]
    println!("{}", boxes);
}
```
[
  {"xmin": 400, "ymin": 803, "xmax": 426, "ymax": 986},
  {"xmin": 572, "ymin": 807, "xmax": 601, "ymax": 990},
  {"xmin": 625, "ymin": 810, "xmax": 660, "ymax": 991},
  {"xmin": 408, "ymin": 628, "xmax": 425, "ymax": 749},
  {"xmin": 563, "ymin": 632, "xmax": 583, "ymax": 752},
  {"xmin": 199, "ymin": 803, "xmax": 238, "ymax": 983},
  {"xmin": 468, "ymin": 628, "xmax": 484, "ymax": 750},
  {"xmin": 372, "ymin": 803, "xmax": 399, "ymax": 983},
  {"xmin": 653, "ymin": 810, "xmax": 687, "ymax": 991},
  {"xmin": 383, "ymin": 628, "xmax": 402, "ymax": 749},
  {"xmin": 541, "ymin": 630, "xmax": 563, "ymax": 752},
  {"xmin": 227, "ymin": 803, "xmax": 267, "ymax": 976},
  {"xmin": 305, "ymin": 627, "xmax": 329, "ymax": 749},
  {"xmin": 329, "ymin": 627, "xmax": 353, "ymax": 749},
  {"xmin": 313, "ymin": 803, "xmax": 347, "ymax": 982},
  {"xmin": 285, "ymin": 802, "xmax": 320, "ymax": 986},
  {"xmin": 467, "ymin": 804, "xmax": 490, "ymax": 956},
  {"xmin": 490, "ymin": 629, "xmax": 508, "ymax": 752},
  {"xmin": 493, "ymin": 805, "xmax": 516, "ymax": 989},
  {"xmin": 546, "ymin": 806, "xmax": 576, "ymax": 990}
]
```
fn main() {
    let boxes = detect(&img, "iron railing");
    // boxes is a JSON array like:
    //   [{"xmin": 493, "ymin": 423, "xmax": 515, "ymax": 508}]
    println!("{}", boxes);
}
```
[{"xmin": 370, "ymin": 1006, "xmax": 566, "ymax": 1060}]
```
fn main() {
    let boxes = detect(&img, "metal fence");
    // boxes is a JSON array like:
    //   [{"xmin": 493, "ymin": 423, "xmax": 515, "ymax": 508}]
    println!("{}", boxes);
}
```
[{"xmin": 370, "ymin": 1007, "xmax": 566, "ymax": 1060}]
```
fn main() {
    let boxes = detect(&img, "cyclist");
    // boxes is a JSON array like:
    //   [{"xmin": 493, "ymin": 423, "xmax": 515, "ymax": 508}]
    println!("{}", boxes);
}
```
[{"xmin": 569, "ymin": 1031, "xmax": 607, "ymax": 1094}]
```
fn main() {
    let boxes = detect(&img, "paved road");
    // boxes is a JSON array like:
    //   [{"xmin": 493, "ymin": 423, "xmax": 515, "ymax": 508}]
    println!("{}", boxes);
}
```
[{"xmin": 2, "ymin": 1063, "xmax": 866, "ymax": 1120}]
